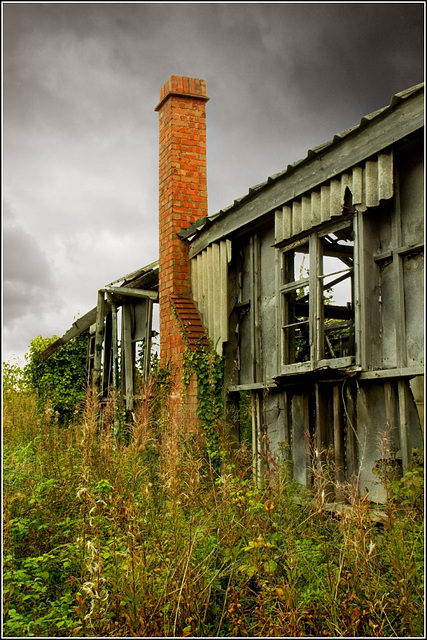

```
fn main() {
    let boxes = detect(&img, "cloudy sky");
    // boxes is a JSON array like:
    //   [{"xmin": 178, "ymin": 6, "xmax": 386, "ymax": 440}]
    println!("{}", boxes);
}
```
[{"xmin": 2, "ymin": 2, "xmax": 424, "ymax": 364}]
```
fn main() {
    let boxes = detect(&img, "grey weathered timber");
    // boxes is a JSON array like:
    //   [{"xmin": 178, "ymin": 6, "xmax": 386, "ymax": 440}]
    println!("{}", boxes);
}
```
[
  {"xmin": 392, "ymin": 172, "xmax": 407, "ymax": 369},
  {"xmin": 398, "ymin": 379, "xmax": 410, "ymax": 471},
  {"xmin": 357, "ymin": 208, "xmax": 381, "ymax": 370},
  {"xmin": 254, "ymin": 235, "xmax": 262, "ymax": 382},
  {"xmin": 189, "ymin": 85, "xmax": 423, "ymax": 505},
  {"xmin": 93, "ymin": 292, "xmax": 105, "ymax": 392},
  {"xmin": 249, "ymin": 237, "xmax": 256, "ymax": 383},
  {"xmin": 212, "ymin": 242, "xmax": 221, "ymax": 349},
  {"xmin": 352, "ymin": 213, "xmax": 362, "ymax": 367},
  {"xmin": 107, "ymin": 295, "xmax": 119, "ymax": 391},
  {"xmin": 38, "ymin": 272, "xmax": 159, "ymax": 363},
  {"xmin": 103, "ymin": 286, "xmax": 158, "ymax": 301},
  {"xmin": 344, "ymin": 384, "xmax": 357, "ymax": 478},
  {"xmin": 292, "ymin": 391, "xmax": 311, "ymax": 488},
  {"xmin": 309, "ymin": 233, "xmax": 320, "ymax": 365},
  {"xmin": 275, "ymin": 247, "xmax": 281, "ymax": 374},
  {"xmin": 374, "ymin": 242, "xmax": 424, "ymax": 263},
  {"xmin": 275, "ymin": 151, "xmax": 393, "ymax": 243},
  {"xmin": 383, "ymin": 380, "xmax": 399, "ymax": 460},
  {"xmin": 333, "ymin": 384, "xmax": 345, "ymax": 484},
  {"xmin": 102, "ymin": 313, "xmax": 113, "ymax": 395},
  {"xmin": 219, "ymin": 240, "xmax": 229, "ymax": 345},
  {"xmin": 249, "ymin": 236, "xmax": 262, "ymax": 383},
  {"xmin": 122, "ymin": 304, "xmax": 134, "ymax": 410},
  {"xmin": 105, "ymin": 260, "xmax": 159, "ymax": 287},
  {"xmin": 38, "ymin": 304, "xmax": 111, "ymax": 361},
  {"xmin": 252, "ymin": 391, "xmax": 264, "ymax": 485},
  {"xmin": 359, "ymin": 366, "xmax": 424, "ymax": 379},
  {"xmin": 143, "ymin": 299, "xmax": 154, "ymax": 379},
  {"xmin": 189, "ymin": 91, "xmax": 423, "ymax": 258},
  {"xmin": 207, "ymin": 246, "xmax": 215, "ymax": 343}
]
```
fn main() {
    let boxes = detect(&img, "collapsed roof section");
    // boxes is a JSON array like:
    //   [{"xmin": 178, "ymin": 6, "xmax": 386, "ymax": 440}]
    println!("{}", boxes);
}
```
[{"xmin": 39, "ymin": 261, "xmax": 159, "ymax": 361}]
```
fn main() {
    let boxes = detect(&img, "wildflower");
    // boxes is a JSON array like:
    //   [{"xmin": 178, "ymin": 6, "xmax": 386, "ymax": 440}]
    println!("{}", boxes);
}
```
[{"xmin": 264, "ymin": 499, "xmax": 275, "ymax": 511}]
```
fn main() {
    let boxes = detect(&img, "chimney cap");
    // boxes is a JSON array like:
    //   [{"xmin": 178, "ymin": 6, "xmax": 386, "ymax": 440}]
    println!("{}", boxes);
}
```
[{"xmin": 155, "ymin": 75, "xmax": 209, "ymax": 111}]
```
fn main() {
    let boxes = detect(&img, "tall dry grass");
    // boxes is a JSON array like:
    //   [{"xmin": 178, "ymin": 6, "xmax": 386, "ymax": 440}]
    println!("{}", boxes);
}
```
[{"xmin": 3, "ymin": 377, "xmax": 424, "ymax": 637}]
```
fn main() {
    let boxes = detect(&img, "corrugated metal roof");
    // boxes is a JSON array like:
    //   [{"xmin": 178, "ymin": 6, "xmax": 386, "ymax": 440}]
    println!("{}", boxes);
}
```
[{"xmin": 179, "ymin": 82, "xmax": 424, "ymax": 241}]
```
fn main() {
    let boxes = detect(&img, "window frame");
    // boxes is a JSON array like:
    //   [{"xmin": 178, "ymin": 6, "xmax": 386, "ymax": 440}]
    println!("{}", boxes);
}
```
[{"xmin": 277, "ymin": 214, "xmax": 359, "ymax": 375}]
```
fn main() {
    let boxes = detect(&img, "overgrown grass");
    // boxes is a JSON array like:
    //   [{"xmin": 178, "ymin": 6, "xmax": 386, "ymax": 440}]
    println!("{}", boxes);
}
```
[{"xmin": 2, "ymin": 377, "xmax": 424, "ymax": 637}]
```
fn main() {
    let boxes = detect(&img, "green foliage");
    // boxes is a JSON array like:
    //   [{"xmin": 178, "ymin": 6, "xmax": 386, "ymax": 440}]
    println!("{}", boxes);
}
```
[
  {"xmin": 3, "ymin": 379, "xmax": 424, "ymax": 638},
  {"xmin": 3, "ymin": 359, "xmax": 26, "ymax": 392},
  {"xmin": 183, "ymin": 347, "xmax": 224, "ymax": 471},
  {"xmin": 150, "ymin": 358, "xmax": 172, "ymax": 420},
  {"xmin": 23, "ymin": 332, "xmax": 89, "ymax": 423}
]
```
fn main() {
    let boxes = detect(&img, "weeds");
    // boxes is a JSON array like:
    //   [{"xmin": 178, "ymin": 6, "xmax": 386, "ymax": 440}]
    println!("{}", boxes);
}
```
[{"xmin": 2, "ymin": 375, "xmax": 424, "ymax": 637}]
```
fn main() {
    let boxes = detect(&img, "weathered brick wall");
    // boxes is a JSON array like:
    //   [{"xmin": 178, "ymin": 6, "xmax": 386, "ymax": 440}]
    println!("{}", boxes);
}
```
[{"xmin": 155, "ymin": 75, "xmax": 209, "ymax": 423}]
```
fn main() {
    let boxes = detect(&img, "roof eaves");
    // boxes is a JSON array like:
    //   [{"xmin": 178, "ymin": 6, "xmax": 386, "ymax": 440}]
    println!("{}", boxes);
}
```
[
  {"xmin": 182, "ymin": 82, "xmax": 424, "ymax": 242},
  {"xmin": 106, "ymin": 259, "xmax": 159, "ymax": 287}
]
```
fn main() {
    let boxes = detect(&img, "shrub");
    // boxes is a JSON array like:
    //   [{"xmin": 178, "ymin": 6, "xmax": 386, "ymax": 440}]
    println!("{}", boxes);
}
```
[{"xmin": 23, "ymin": 332, "xmax": 89, "ymax": 424}]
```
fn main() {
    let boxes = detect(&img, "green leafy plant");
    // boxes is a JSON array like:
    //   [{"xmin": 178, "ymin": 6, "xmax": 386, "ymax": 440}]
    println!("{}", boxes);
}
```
[
  {"xmin": 23, "ymin": 331, "xmax": 89, "ymax": 424},
  {"xmin": 182, "ymin": 347, "xmax": 224, "ymax": 471},
  {"xmin": 3, "ymin": 349, "xmax": 424, "ymax": 638}
]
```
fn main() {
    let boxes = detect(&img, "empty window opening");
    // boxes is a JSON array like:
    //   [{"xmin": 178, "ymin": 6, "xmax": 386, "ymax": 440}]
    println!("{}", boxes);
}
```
[
  {"xmin": 281, "ymin": 242, "xmax": 310, "ymax": 364},
  {"xmin": 320, "ymin": 226, "xmax": 355, "ymax": 360},
  {"xmin": 279, "ymin": 218, "xmax": 356, "ymax": 371}
]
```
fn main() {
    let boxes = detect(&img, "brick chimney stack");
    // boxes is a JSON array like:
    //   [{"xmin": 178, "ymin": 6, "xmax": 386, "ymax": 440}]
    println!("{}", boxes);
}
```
[{"xmin": 155, "ymin": 75, "xmax": 209, "ymax": 369}]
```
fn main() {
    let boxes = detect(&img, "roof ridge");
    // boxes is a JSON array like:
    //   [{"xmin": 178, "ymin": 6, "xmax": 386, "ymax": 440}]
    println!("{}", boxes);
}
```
[{"xmin": 184, "ymin": 82, "xmax": 424, "ymax": 238}]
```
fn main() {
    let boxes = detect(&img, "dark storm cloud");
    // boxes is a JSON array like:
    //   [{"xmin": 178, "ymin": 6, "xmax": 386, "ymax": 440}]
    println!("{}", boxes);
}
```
[
  {"xmin": 3, "ymin": 204, "xmax": 61, "ymax": 325},
  {"xmin": 202, "ymin": 3, "xmax": 424, "ymax": 201},
  {"xmin": 283, "ymin": 4, "xmax": 423, "ymax": 110},
  {"xmin": 2, "ymin": 2, "xmax": 424, "ymax": 361}
]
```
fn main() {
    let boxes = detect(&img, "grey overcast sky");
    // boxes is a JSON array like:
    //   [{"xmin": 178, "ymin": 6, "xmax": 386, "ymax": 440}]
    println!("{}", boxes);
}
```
[{"xmin": 2, "ymin": 2, "xmax": 425, "ymax": 364}]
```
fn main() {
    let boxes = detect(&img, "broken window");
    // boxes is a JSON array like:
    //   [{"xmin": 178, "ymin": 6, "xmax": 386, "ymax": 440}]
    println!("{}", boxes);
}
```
[
  {"xmin": 281, "ymin": 240, "xmax": 310, "ymax": 364},
  {"xmin": 319, "ymin": 224, "xmax": 355, "ymax": 361},
  {"xmin": 279, "ymin": 218, "xmax": 356, "ymax": 371}
]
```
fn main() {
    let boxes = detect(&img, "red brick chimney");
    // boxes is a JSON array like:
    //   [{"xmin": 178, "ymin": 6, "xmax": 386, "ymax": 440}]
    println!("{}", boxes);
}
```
[{"xmin": 155, "ymin": 75, "xmax": 209, "ymax": 373}]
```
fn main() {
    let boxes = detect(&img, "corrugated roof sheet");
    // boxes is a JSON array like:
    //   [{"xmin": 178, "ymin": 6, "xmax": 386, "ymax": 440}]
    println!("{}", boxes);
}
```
[{"xmin": 179, "ymin": 82, "xmax": 424, "ymax": 241}]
